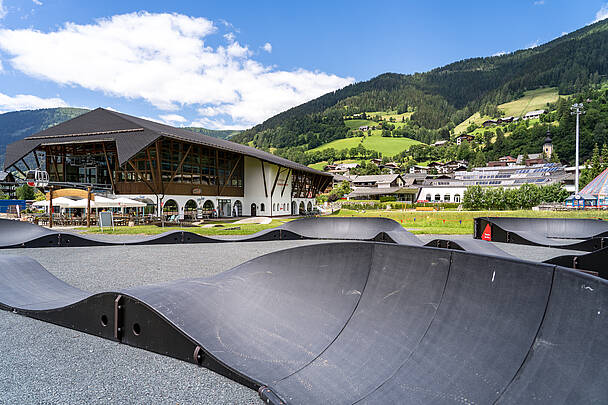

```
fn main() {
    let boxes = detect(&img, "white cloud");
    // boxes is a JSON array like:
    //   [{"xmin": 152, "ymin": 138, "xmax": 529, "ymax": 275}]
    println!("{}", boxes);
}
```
[
  {"xmin": 594, "ymin": 3, "xmax": 608, "ymax": 23},
  {"xmin": 534, "ymin": 0, "xmax": 545, "ymax": 5},
  {"xmin": 0, "ymin": 12, "xmax": 352, "ymax": 127},
  {"xmin": 262, "ymin": 42, "xmax": 272, "ymax": 53},
  {"xmin": 33, "ymin": 0, "xmax": 43, "ymax": 5},
  {"xmin": 492, "ymin": 51, "xmax": 506, "ymax": 57},
  {"xmin": 0, "ymin": 0, "xmax": 6, "ymax": 19},
  {"xmin": 527, "ymin": 39, "xmax": 540, "ymax": 49},
  {"xmin": 159, "ymin": 113, "xmax": 187, "ymax": 124},
  {"xmin": 0, "ymin": 92, "xmax": 67, "ymax": 112}
]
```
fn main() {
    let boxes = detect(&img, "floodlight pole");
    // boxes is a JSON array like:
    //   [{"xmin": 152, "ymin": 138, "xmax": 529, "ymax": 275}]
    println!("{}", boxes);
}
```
[{"xmin": 571, "ymin": 103, "xmax": 585, "ymax": 195}]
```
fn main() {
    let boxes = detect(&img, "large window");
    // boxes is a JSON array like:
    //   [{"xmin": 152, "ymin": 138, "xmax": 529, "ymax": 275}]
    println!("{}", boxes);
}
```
[
  {"xmin": 118, "ymin": 139, "xmax": 243, "ymax": 188},
  {"xmin": 44, "ymin": 143, "xmax": 116, "ymax": 187}
]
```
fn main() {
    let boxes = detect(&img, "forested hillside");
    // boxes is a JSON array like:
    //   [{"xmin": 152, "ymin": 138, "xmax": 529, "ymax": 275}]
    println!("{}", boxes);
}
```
[
  {"xmin": 232, "ymin": 19, "xmax": 608, "ymax": 166},
  {"xmin": 0, "ymin": 108, "xmax": 88, "ymax": 167}
]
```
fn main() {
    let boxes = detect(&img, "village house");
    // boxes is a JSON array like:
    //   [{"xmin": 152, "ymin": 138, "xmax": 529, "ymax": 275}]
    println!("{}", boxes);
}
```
[
  {"xmin": 456, "ymin": 134, "xmax": 475, "ymax": 145},
  {"xmin": 523, "ymin": 110, "xmax": 546, "ymax": 120}
]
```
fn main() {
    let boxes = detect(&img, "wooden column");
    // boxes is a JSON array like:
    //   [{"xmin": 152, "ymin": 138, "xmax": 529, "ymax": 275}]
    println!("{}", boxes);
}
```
[
  {"xmin": 49, "ymin": 188, "xmax": 53, "ymax": 229},
  {"xmin": 86, "ymin": 186, "xmax": 91, "ymax": 228}
]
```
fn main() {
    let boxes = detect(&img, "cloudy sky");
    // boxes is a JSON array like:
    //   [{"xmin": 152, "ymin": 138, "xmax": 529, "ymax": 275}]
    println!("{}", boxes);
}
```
[{"xmin": 0, "ymin": 0, "xmax": 606, "ymax": 129}]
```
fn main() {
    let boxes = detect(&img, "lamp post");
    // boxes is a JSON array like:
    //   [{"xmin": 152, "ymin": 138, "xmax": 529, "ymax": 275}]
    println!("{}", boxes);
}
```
[{"xmin": 571, "ymin": 103, "xmax": 585, "ymax": 195}]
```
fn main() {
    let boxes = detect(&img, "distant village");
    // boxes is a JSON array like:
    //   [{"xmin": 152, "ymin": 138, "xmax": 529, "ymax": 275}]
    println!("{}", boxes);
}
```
[{"xmin": 323, "ymin": 118, "xmax": 583, "ymax": 204}]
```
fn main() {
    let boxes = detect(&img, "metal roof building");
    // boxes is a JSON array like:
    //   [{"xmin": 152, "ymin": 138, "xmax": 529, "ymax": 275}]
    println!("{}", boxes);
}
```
[{"xmin": 3, "ymin": 108, "xmax": 331, "ymax": 218}]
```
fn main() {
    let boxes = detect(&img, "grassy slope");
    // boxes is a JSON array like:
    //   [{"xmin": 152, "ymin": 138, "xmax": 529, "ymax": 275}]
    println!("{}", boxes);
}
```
[
  {"xmin": 498, "ymin": 87, "xmax": 561, "ymax": 117},
  {"xmin": 453, "ymin": 87, "xmax": 561, "ymax": 135},
  {"xmin": 344, "ymin": 119, "xmax": 378, "ymax": 129},
  {"xmin": 308, "ymin": 135, "xmax": 422, "ymax": 157}
]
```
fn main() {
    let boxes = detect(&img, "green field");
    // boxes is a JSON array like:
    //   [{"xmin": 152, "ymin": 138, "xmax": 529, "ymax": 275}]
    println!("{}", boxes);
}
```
[
  {"xmin": 77, "ymin": 220, "xmax": 288, "ymax": 235},
  {"xmin": 344, "ymin": 119, "xmax": 378, "ymax": 129},
  {"xmin": 454, "ymin": 87, "xmax": 561, "ymax": 135},
  {"xmin": 331, "ymin": 209, "xmax": 608, "ymax": 234},
  {"xmin": 498, "ymin": 87, "xmax": 561, "ymax": 117},
  {"xmin": 76, "ymin": 210, "xmax": 608, "ymax": 236},
  {"xmin": 308, "ymin": 135, "xmax": 422, "ymax": 157}
]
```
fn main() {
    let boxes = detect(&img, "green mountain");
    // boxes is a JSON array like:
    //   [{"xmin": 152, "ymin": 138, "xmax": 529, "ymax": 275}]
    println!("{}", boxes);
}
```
[
  {"xmin": 232, "ymin": 19, "xmax": 608, "ymax": 164},
  {"xmin": 0, "ymin": 108, "xmax": 239, "ymax": 167},
  {"xmin": 0, "ymin": 108, "xmax": 89, "ymax": 167},
  {"xmin": 184, "ymin": 127, "xmax": 241, "ymax": 139}
]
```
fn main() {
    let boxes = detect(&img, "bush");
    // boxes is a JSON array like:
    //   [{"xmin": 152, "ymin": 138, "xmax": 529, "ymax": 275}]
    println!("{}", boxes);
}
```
[{"xmin": 463, "ymin": 183, "xmax": 569, "ymax": 210}]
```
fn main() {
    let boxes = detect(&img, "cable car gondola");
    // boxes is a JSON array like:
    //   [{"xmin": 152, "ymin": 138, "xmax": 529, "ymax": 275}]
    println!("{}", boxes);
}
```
[{"xmin": 25, "ymin": 169, "xmax": 49, "ymax": 188}]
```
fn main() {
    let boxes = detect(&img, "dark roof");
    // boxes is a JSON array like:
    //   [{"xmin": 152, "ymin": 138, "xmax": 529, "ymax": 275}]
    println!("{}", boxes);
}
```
[{"xmin": 4, "ymin": 108, "xmax": 329, "ymax": 177}]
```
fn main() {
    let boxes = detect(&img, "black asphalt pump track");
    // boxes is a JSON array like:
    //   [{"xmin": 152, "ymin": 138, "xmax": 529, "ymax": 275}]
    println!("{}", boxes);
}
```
[
  {"xmin": 2, "ymin": 216, "xmax": 607, "ymax": 276},
  {"xmin": 0, "ymin": 242, "xmax": 606, "ymax": 404}
]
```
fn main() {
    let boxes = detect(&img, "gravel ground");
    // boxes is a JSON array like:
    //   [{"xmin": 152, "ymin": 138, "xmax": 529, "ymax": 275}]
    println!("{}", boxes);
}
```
[
  {"xmin": 0, "ymin": 235, "xmax": 586, "ymax": 404},
  {"xmin": 0, "ymin": 239, "xmax": 332, "ymax": 405}
]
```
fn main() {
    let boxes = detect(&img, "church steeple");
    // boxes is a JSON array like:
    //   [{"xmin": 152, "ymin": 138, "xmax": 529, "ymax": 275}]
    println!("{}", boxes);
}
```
[{"xmin": 543, "ymin": 129, "xmax": 553, "ymax": 159}]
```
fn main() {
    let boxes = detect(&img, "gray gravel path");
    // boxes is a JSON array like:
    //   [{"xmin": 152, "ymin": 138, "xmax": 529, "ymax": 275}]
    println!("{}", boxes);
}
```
[{"xmin": 0, "ymin": 235, "xmax": 587, "ymax": 404}]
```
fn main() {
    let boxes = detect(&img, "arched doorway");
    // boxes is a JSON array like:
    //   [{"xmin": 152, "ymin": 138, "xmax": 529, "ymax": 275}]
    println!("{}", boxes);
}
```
[
  {"xmin": 291, "ymin": 201, "xmax": 297, "ymax": 215},
  {"xmin": 203, "ymin": 200, "xmax": 215, "ymax": 217},
  {"xmin": 233, "ymin": 200, "xmax": 243, "ymax": 217},
  {"xmin": 299, "ymin": 201, "xmax": 305, "ymax": 215},
  {"xmin": 163, "ymin": 199, "xmax": 178, "ymax": 220},
  {"xmin": 251, "ymin": 203, "xmax": 257, "ymax": 216},
  {"xmin": 307, "ymin": 201, "xmax": 312, "ymax": 212},
  {"xmin": 184, "ymin": 199, "xmax": 197, "ymax": 220}
]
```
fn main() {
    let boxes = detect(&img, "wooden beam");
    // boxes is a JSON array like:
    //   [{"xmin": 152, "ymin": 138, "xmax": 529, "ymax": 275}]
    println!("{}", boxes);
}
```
[
  {"xmin": 270, "ymin": 166, "xmax": 283, "ymax": 197},
  {"xmin": 168, "ymin": 144, "xmax": 192, "ymax": 186},
  {"xmin": 33, "ymin": 150, "xmax": 41, "ymax": 169},
  {"xmin": 128, "ymin": 160, "xmax": 157, "ymax": 195},
  {"xmin": 280, "ymin": 169, "xmax": 291, "ymax": 197},
  {"xmin": 146, "ymin": 147, "xmax": 157, "ymax": 192},
  {"xmin": 155, "ymin": 140, "xmax": 163, "ymax": 195},
  {"xmin": 13, "ymin": 164, "xmax": 26, "ymax": 178},
  {"xmin": 212, "ymin": 149, "xmax": 218, "ymax": 196},
  {"xmin": 218, "ymin": 155, "xmax": 241, "ymax": 196},
  {"xmin": 261, "ymin": 160, "xmax": 268, "ymax": 198},
  {"xmin": 20, "ymin": 158, "xmax": 30, "ymax": 171},
  {"xmin": 102, "ymin": 143, "xmax": 116, "ymax": 194}
]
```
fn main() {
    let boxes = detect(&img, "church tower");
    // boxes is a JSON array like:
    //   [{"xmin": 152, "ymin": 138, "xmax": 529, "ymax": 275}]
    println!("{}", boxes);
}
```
[{"xmin": 543, "ymin": 129, "xmax": 553, "ymax": 159}]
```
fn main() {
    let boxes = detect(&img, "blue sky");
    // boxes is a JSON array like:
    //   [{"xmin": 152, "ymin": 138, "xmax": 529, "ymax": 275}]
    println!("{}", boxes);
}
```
[{"xmin": 0, "ymin": 0, "xmax": 606, "ymax": 129}]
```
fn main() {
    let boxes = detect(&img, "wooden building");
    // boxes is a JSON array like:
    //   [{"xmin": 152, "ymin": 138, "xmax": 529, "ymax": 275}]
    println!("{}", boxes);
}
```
[{"xmin": 3, "ymin": 108, "xmax": 331, "ymax": 217}]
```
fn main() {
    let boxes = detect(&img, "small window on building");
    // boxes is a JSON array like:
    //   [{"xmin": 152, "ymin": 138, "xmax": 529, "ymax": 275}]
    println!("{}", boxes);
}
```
[
  {"xmin": 444, "ymin": 194, "xmax": 450, "ymax": 202},
  {"xmin": 260, "ymin": 203, "xmax": 265, "ymax": 212},
  {"xmin": 434, "ymin": 194, "xmax": 441, "ymax": 201},
  {"xmin": 426, "ymin": 194, "xmax": 431, "ymax": 201},
  {"xmin": 454, "ymin": 194, "xmax": 460, "ymax": 203}
]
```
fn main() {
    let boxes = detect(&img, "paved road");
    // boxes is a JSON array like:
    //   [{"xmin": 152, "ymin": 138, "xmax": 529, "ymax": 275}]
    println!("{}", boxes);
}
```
[{"xmin": 0, "ymin": 236, "xmax": 587, "ymax": 404}]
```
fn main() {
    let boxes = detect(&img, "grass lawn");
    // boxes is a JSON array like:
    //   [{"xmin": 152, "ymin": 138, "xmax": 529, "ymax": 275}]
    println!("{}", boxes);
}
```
[
  {"xmin": 76, "ymin": 219, "xmax": 288, "ymax": 236},
  {"xmin": 498, "ymin": 87, "xmax": 561, "ymax": 117},
  {"xmin": 308, "ymin": 135, "xmax": 422, "ymax": 157},
  {"xmin": 330, "ymin": 209, "xmax": 608, "ymax": 234},
  {"xmin": 344, "ymin": 119, "xmax": 378, "ymax": 129},
  {"xmin": 77, "ymin": 209, "xmax": 608, "ymax": 236}
]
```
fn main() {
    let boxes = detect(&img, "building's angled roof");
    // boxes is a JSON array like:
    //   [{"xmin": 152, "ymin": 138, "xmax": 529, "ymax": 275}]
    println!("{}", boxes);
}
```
[
  {"xmin": 349, "ymin": 174, "xmax": 401, "ymax": 183},
  {"xmin": 580, "ymin": 168, "xmax": 608, "ymax": 196},
  {"xmin": 4, "ymin": 108, "xmax": 330, "ymax": 177}
]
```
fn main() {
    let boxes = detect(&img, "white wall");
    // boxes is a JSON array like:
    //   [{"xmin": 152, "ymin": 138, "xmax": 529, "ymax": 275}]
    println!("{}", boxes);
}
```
[
  {"xmin": 243, "ymin": 156, "xmax": 294, "ymax": 216},
  {"xmin": 418, "ymin": 187, "xmax": 465, "ymax": 203},
  {"xmin": 121, "ymin": 156, "xmax": 315, "ymax": 217}
]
